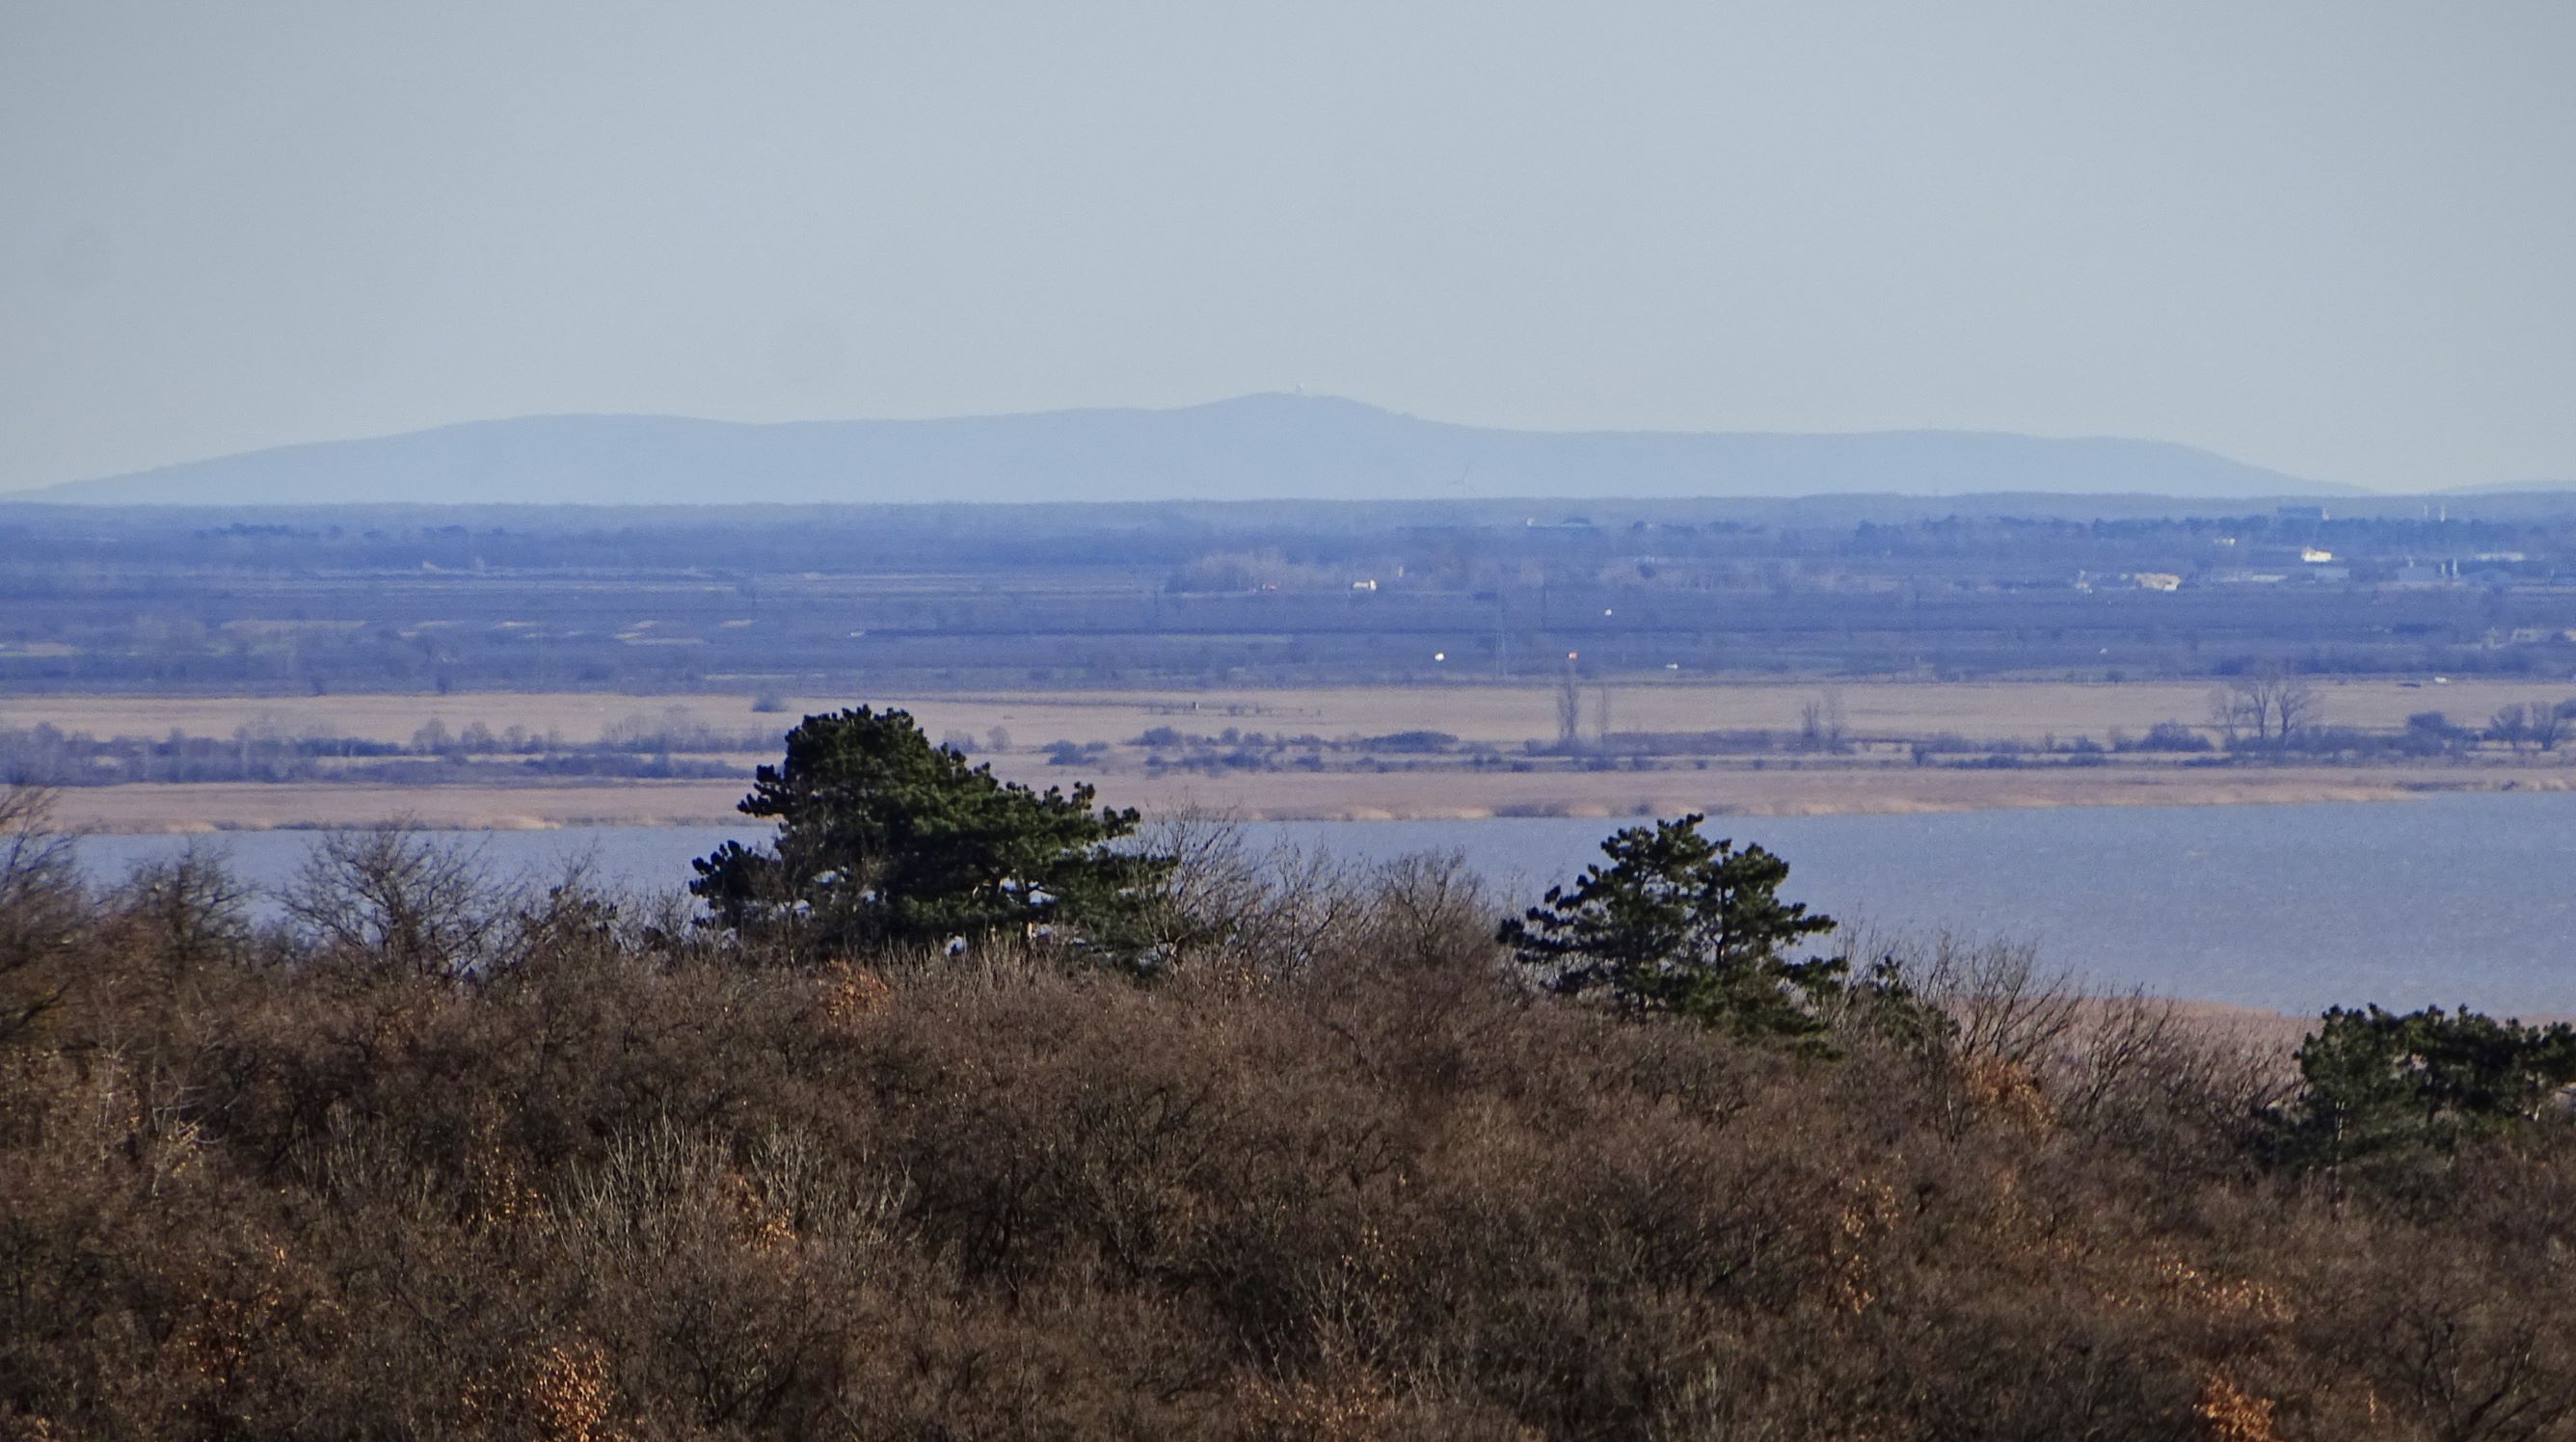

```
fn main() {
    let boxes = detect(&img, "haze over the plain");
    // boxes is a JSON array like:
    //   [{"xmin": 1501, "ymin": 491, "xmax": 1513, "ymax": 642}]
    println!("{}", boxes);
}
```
[
  {"xmin": 23, "ymin": 395, "xmax": 2348, "ymax": 506},
  {"xmin": 4, "ymin": 3, "xmax": 2572, "ymax": 496}
]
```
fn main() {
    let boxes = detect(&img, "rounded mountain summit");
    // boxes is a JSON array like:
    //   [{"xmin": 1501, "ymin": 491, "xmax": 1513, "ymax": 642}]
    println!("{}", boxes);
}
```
[{"xmin": 16, "ymin": 394, "xmax": 2353, "ymax": 506}]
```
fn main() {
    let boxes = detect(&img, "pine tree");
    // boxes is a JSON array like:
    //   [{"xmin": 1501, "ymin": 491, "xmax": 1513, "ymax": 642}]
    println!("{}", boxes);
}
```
[
  {"xmin": 2289, "ymin": 1004, "xmax": 2576, "ymax": 1168},
  {"xmin": 692, "ymin": 708, "xmax": 1168, "ymax": 955},
  {"xmin": 1501, "ymin": 814, "xmax": 1842, "ymax": 1038}
]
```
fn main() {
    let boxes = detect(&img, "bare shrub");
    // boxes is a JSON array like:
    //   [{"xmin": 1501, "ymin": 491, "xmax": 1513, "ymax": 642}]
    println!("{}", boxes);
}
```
[
  {"xmin": 1, "ymin": 846, "xmax": 2571, "ymax": 1438},
  {"xmin": 2210, "ymin": 665, "xmax": 2321, "ymax": 743},
  {"xmin": 109, "ymin": 842, "xmax": 255, "ymax": 973},
  {"xmin": 280, "ymin": 826, "xmax": 524, "ymax": 981},
  {"xmin": 1845, "ymin": 923, "xmax": 2293, "ymax": 1156},
  {"xmin": 0, "ymin": 785, "xmax": 82, "ymax": 1043},
  {"xmin": 1137, "ymin": 808, "xmax": 1379, "ymax": 974},
  {"xmin": 1798, "ymin": 685, "xmax": 1850, "ymax": 752}
]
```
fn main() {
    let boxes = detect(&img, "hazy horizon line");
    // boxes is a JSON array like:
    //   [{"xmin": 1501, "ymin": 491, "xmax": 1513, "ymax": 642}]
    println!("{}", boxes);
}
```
[{"xmin": 10, "ymin": 390, "xmax": 2566, "ymax": 501}]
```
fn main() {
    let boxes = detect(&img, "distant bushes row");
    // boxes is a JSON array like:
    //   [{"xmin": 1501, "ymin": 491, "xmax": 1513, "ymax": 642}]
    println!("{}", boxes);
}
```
[{"xmin": 0, "ymin": 708, "xmax": 775, "ymax": 786}]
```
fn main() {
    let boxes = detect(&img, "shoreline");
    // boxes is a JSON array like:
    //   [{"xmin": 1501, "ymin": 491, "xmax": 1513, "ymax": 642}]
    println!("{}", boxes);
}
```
[
  {"xmin": 16, "ymin": 678, "xmax": 2572, "ymax": 833},
  {"xmin": 7, "ymin": 676, "xmax": 2563, "ymax": 748},
  {"xmin": 39, "ymin": 764, "xmax": 2575, "ymax": 835}
]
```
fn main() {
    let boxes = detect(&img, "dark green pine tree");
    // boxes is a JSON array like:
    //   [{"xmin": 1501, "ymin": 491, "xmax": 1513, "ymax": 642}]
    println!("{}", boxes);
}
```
[
  {"xmin": 2288, "ymin": 1004, "xmax": 2576, "ymax": 1169},
  {"xmin": 1501, "ymin": 814, "xmax": 1843, "ymax": 1038},
  {"xmin": 692, "ymin": 708, "xmax": 1169, "ymax": 955}
]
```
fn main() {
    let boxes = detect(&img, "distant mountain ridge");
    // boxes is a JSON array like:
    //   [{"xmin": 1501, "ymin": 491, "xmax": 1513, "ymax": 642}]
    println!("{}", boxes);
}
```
[
  {"xmin": 13, "ymin": 393, "xmax": 2362, "ymax": 504},
  {"xmin": 2442, "ymin": 477, "xmax": 2576, "ymax": 495}
]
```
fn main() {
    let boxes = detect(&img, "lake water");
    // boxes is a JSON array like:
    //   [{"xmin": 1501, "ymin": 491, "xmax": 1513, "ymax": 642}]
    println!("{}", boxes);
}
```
[{"xmin": 66, "ymin": 792, "xmax": 2576, "ymax": 1016}]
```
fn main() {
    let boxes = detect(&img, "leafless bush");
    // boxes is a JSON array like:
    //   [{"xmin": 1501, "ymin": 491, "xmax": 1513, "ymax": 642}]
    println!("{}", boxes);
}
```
[
  {"xmin": 0, "ymin": 785, "xmax": 82, "ymax": 1042},
  {"xmin": 1140, "ymin": 808, "xmax": 1374, "ymax": 973},
  {"xmin": 280, "ymin": 826, "xmax": 525, "ymax": 981},
  {"xmin": 1798, "ymin": 685, "xmax": 1851, "ymax": 752},
  {"xmin": 1844, "ymin": 923, "xmax": 2294, "ymax": 1152},
  {"xmin": 1876, "ymin": 926, "xmax": 2084, "ymax": 1069},
  {"xmin": 108, "ymin": 842, "xmax": 255, "ymax": 973},
  {"xmin": 1347, "ymin": 849, "xmax": 1493, "ymax": 971},
  {"xmin": 0, "ymin": 855, "xmax": 2568, "ymax": 1438},
  {"xmin": 2210, "ymin": 665, "xmax": 2321, "ymax": 742}
]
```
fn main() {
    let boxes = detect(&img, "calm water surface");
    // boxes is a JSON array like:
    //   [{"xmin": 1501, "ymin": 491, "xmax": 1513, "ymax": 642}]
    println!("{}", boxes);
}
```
[{"xmin": 68, "ymin": 792, "xmax": 2576, "ymax": 1014}]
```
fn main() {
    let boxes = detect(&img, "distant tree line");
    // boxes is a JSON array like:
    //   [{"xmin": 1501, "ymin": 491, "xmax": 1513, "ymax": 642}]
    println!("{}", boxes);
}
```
[
  {"xmin": 0, "ymin": 708, "xmax": 785, "ymax": 788},
  {"xmin": 12, "ymin": 501, "xmax": 2576, "ymax": 692}
]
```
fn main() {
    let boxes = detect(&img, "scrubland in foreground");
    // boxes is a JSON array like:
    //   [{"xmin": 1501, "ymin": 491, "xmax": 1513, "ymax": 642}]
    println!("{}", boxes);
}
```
[{"xmin": 6, "ymin": 815, "xmax": 2576, "ymax": 1438}]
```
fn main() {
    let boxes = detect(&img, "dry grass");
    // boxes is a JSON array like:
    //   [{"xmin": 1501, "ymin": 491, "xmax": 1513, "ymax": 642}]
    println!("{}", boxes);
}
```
[
  {"xmin": 39, "ymin": 782, "xmax": 752, "ymax": 832},
  {"xmin": 1103, "ymin": 761, "xmax": 2572, "ymax": 821},
  {"xmin": 7, "ymin": 675, "xmax": 2560, "ymax": 749},
  {"xmin": 33, "ymin": 761, "xmax": 2576, "ymax": 832},
  {"xmin": 15, "ymin": 678, "xmax": 2575, "ymax": 831}
]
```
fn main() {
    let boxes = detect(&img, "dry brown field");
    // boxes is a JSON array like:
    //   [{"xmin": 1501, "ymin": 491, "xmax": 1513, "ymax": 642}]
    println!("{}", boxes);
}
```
[
  {"xmin": 7, "ymin": 675, "xmax": 2562, "ymax": 749},
  {"xmin": 34, "ymin": 759, "xmax": 2574, "ymax": 833},
  {"xmin": 38, "ymin": 781, "xmax": 751, "ymax": 832},
  {"xmin": 15, "ymin": 678, "xmax": 2574, "ymax": 831}
]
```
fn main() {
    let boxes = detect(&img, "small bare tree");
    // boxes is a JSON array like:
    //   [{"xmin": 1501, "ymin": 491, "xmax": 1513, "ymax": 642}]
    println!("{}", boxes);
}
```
[
  {"xmin": 114, "ymin": 842, "xmax": 253, "ymax": 970},
  {"xmin": 2491, "ymin": 704, "xmax": 2535, "ymax": 753},
  {"xmin": 0, "ymin": 785, "xmax": 82, "ymax": 1042},
  {"xmin": 282, "ymin": 827, "xmax": 523, "ymax": 981},
  {"xmin": 2523, "ymin": 702, "xmax": 2565, "ymax": 754},
  {"xmin": 2548, "ymin": 700, "xmax": 2576, "ymax": 752},
  {"xmin": 2273, "ymin": 675, "xmax": 2320, "ymax": 738},
  {"xmin": 1797, "ymin": 687, "xmax": 1849, "ymax": 753},
  {"xmin": 2487, "ymin": 701, "xmax": 2568, "ymax": 754},
  {"xmin": 2208, "ymin": 667, "xmax": 2319, "ymax": 742},
  {"xmin": 1554, "ymin": 660, "xmax": 1584, "ymax": 753},
  {"xmin": 2207, "ymin": 683, "xmax": 2259, "ymax": 742}
]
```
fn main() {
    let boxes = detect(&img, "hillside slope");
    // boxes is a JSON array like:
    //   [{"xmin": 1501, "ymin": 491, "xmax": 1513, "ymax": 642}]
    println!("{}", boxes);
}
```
[{"xmin": 19, "ymin": 393, "xmax": 2353, "ymax": 504}]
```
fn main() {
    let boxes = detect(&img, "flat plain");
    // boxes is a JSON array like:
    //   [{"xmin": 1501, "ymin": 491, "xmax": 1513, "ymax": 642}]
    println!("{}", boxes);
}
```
[
  {"xmin": 14, "ymin": 677, "xmax": 2572, "ymax": 830},
  {"xmin": 9, "ymin": 675, "xmax": 2558, "ymax": 747}
]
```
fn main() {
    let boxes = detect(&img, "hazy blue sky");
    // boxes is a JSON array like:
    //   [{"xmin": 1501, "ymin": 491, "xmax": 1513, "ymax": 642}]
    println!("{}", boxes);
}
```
[{"xmin": 4, "ymin": 2, "xmax": 2571, "ymax": 492}]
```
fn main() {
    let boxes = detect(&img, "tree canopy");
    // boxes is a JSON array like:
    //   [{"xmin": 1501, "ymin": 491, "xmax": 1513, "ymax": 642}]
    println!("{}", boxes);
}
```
[
  {"xmin": 2287, "ymin": 1004, "xmax": 2576, "ymax": 1168},
  {"xmin": 692, "ymin": 708, "xmax": 1168, "ymax": 954},
  {"xmin": 1501, "ymin": 814, "xmax": 1844, "ymax": 1039}
]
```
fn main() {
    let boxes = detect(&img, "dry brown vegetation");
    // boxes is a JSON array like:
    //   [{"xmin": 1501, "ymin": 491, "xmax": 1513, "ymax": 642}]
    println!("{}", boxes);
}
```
[
  {"xmin": 18, "ymin": 679, "xmax": 2576, "ymax": 830},
  {"xmin": 9, "ymin": 677, "xmax": 2561, "ymax": 749},
  {"xmin": 5, "ymin": 798, "xmax": 2576, "ymax": 1438},
  {"xmin": 36, "ymin": 761, "xmax": 2576, "ymax": 833}
]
